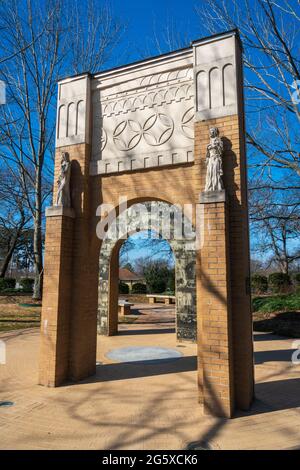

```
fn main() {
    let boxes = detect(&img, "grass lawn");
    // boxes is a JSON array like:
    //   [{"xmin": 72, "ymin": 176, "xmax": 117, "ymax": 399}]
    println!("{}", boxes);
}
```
[
  {"xmin": 253, "ymin": 292, "xmax": 300, "ymax": 338},
  {"xmin": 0, "ymin": 294, "xmax": 41, "ymax": 332},
  {"xmin": 1, "ymin": 292, "xmax": 300, "ymax": 338}
]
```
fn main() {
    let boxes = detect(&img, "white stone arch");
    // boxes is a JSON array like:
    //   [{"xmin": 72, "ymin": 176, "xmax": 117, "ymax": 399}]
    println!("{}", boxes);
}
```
[{"xmin": 98, "ymin": 201, "xmax": 196, "ymax": 341}]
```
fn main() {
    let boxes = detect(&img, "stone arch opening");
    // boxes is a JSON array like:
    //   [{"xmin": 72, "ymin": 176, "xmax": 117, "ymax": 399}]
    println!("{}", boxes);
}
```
[
  {"xmin": 98, "ymin": 200, "xmax": 196, "ymax": 341},
  {"xmin": 39, "ymin": 31, "xmax": 255, "ymax": 418}
]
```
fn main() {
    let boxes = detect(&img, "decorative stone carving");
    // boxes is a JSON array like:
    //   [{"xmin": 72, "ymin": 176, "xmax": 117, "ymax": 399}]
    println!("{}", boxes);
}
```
[
  {"xmin": 142, "ymin": 113, "xmax": 174, "ymax": 146},
  {"xmin": 56, "ymin": 74, "xmax": 90, "ymax": 148},
  {"xmin": 204, "ymin": 127, "xmax": 224, "ymax": 192},
  {"xmin": 112, "ymin": 114, "xmax": 175, "ymax": 152},
  {"xmin": 193, "ymin": 33, "xmax": 240, "ymax": 120},
  {"xmin": 113, "ymin": 120, "xmax": 142, "ymax": 151},
  {"xmin": 56, "ymin": 152, "xmax": 71, "ymax": 207},
  {"xmin": 181, "ymin": 107, "xmax": 194, "ymax": 139},
  {"xmin": 100, "ymin": 128, "xmax": 107, "ymax": 151},
  {"xmin": 90, "ymin": 54, "xmax": 195, "ymax": 175}
]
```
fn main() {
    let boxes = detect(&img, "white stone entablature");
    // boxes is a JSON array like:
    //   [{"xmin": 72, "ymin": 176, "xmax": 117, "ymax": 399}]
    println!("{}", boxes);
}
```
[
  {"xmin": 55, "ymin": 30, "xmax": 243, "ymax": 176},
  {"xmin": 56, "ymin": 74, "xmax": 91, "ymax": 148}
]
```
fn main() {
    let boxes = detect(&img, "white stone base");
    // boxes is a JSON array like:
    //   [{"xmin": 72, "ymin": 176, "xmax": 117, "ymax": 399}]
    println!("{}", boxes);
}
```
[
  {"xmin": 199, "ymin": 190, "xmax": 226, "ymax": 203},
  {"xmin": 46, "ymin": 206, "xmax": 75, "ymax": 218}
]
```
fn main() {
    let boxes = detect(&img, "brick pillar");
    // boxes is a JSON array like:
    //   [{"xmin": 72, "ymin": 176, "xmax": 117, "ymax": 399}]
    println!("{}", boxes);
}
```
[
  {"xmin": 108, "ymin": 241, "xmax": 119, "ymax": 336},
  {"xmin": 66, "ymin": 143, "xmax": 97, "ymax": 381},
  {"xmin": 193, "ymin": 32, "xmax": 254, "ymax": 414},
  {"xmin": 39, "ymin": 73, "xmax": 97, "ymax": 385},
  {"xmin": 39, "ymin": 207, "xmax": 74, "ymax": 386},
  {"xmin": 197, "ymin": 193, "xmax": 234, "ymax": 418}
]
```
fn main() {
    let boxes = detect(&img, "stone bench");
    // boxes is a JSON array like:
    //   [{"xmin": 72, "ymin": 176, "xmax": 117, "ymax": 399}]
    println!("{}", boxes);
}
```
[
  {"xmin": 146, "ymin": 294, "xmax": 176, "ymax": 305},
  {"xmin": 118, "ymin": 300, "xmax": 134, "ymax": 315}
]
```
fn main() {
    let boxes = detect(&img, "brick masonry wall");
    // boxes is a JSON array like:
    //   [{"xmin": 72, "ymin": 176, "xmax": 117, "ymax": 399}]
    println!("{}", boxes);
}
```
[
  {"xmin": 195, "ymin": 116, "xmax": 254, "ymax": 412},
  {"xmin": 40, "ymin": 113, "xmax": 254, "ymax": 415},
  {"xmin": 197, "ymin": 201, "xmax": 234, "ymax": 417},
  {"xmin": 39, "ymin": 214, "xmax": 74, "ymax": 386}
]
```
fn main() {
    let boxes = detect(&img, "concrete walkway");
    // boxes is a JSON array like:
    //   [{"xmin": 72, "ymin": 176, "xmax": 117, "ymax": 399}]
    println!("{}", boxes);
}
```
[{"xmin": 0, "ymin": 305, "xmax": 300, "ymax": 450}]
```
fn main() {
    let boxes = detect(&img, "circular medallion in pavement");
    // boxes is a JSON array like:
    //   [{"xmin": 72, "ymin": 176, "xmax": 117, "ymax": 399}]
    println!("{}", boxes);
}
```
[{"xmin": 106, "ymin": 346, "xmax": 182, "ymax": 364}]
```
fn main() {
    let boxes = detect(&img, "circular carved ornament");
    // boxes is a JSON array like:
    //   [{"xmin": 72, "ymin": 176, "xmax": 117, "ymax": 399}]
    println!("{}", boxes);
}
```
[
  {"xmin": 113, "ymin": 119, "xmax": 142, "ymax": 151},
  {"xmin": 142, "ymin": 113, "xmax": 174, "ymax": 146},
  {"xmin": 100, "ymin": 128, "xmax": 107, "ymax": 151},
  {"xmin": 181, "ymin": 107, "xmax": 194, "ymax": 140}
]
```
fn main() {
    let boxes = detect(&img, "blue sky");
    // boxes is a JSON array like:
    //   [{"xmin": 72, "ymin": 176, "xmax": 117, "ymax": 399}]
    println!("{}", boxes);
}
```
[
  {"xmin": 120, "ymin": 231, "xmax": 174, "ymax": 267},
  {"xmin": 2, "ymin": 0, "xmax": 297, "ymax": 269},
  {"xmin": 106, "ymin": 1, "xmax": 206, "ymax": 267},
  {"xmin": 107, "ymin": 1, "xmax": 299, "ymax": 269},
  {"xmin": 105, "ymin": 0, "xmax": 205, "ymax": 68}
]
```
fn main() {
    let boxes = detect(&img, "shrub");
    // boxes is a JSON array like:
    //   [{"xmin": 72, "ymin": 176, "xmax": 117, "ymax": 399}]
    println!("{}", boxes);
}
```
[
  {"xmin": 0, "ymin": 278, "xmax": 16, "ymax": 291},
  {"xmin": 252, "ymin": 293, "xmax": 300, "ymax": 313},
  {"xmin": 0, "ymin": 288, "xmax": 20, "ymax": 295},
  {"xmin": 144, "ymin": 263, "xmax": 169, "ymax": 293},
  {"xmin": 131, "ymin": 282, "xmax": 147, "ymax": 294},
  {"xmin": 119, "ymin": 282, "xmax": 129, "ymax": 294},
  {"xmin": 268, "ymin": 272, "xmax": 291, "ymax": 293},
  {"xmin": 19, "ymin": 278, "xmax": 34, "ymax": 292},
  {"xmin": 166, "ymin": 275, "xmax": 175, "ymax": 293},
  {"xmin": 164, "ymin": 288, "xmax": 175, "ymax": 296},
  {"xmin": 146, "ymin": 278, "xmax": 166, "ymax": 294},
  {"xmin": 292, "ymin": 272, "xmax": 300, "ymax": 287},
  {"xmin": 251, "ymin": 274, "xmax": 268, "ymax": 294}
]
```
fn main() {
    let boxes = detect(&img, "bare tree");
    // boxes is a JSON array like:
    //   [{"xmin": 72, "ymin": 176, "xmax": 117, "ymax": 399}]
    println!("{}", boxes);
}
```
[
  {"xmin": 119, "ymin": 230, "xmax": 174, "ymax": 270},
  {"xmin": 250, "ymin": 184, "xmax": 300, "ymax": 274},
  {"xmin": 197, "ymin": 0, "xmax": 300, "ymax": 272},
  {"xmin": 0, "ymin": 0, "xmax": 66, "ymax": 298},
  {"xmin": 67, "ymin": 0, "xmax": 124, "ymax": 74},
  {"xmin": 196, "ymin": 0, "xmax": 300, "ymax": 180},
  {"xmin": 0, "ymin": 169, "xmax": 31, "ymax": 277},
  {"xmin": 0, "ymin": 0, "xmax": 124, "ymax": 299}
]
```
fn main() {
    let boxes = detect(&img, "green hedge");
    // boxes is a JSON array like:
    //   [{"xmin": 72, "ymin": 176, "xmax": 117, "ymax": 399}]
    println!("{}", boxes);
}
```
[
  {"xmin": 268, "ymin": 272, "xmax": 291, "ymax": 293},
  {"xmin": 0, "ymin": 278, "xmax": 16, "ymax": 291},
  {"xmin": 252, "ymin": 293, "xmax": 300, "ymax": 313},
  {"xmin": 164, "ymin": 288, "xmax": 175, "ymax": 296},
  {"xmin": 19, "ymin": 278, "xmax": 34, "ymax": 292},
  {"xmin": 251, "ymin": 274, "xmax": 268, "ymax": 294},
  {"xmin": 119, "ymin": 282, "xmax": 129, "ymax": 294},
  {"xmin": 131, "ymin": 283, "xmax": 147, "ymax": 294},
  {"xmin": 292, "ymin": 273, "xmax": 300, "ymax": 286}
]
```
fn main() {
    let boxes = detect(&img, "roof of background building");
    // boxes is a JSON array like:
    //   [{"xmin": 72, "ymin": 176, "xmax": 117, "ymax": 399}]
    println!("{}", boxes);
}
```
[{"xmin": 119, "ymin": 268, "xmax": 144, "ymax": 281}]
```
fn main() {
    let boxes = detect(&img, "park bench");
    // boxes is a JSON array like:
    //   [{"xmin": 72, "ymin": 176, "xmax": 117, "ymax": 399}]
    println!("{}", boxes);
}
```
[
  {"xmin": 146, "ymin": 294, "xmax": 176, "ymax": 305},
  {"xmin": 118, "ymin": 299, "xmax": 134, "ymax": 315}
]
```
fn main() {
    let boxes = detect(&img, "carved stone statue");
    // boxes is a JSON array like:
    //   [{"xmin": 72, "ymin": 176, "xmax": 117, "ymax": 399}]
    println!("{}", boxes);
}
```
[
  {"xmin": 204, "ymin": 127, "xmax": 224, "ymax": 192},
  {"xmin": 56, "ymin": 152, "xmax": 71, "ymax": 207}
]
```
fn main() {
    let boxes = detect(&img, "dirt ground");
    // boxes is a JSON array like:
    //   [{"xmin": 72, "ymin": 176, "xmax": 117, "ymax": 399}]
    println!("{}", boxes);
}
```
[{"xmin": 0, "ymin": 295, "xmax": 41, "ymax": 332}]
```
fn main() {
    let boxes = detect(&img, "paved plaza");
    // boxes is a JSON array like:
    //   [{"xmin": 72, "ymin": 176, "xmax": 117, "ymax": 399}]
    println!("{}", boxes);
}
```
[{"xmin": 0, "ymin": 304, "xmax": 300, "ymax": 450}]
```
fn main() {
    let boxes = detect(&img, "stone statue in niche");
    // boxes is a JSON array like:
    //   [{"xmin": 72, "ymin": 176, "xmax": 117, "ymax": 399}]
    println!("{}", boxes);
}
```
[
  {"xmin": 56, "ymin": 152, "xmax": 71, "ymax": 207},
  {"xmin": 204, "ymin": 127, "xmax": 224, "ymax": 192}
]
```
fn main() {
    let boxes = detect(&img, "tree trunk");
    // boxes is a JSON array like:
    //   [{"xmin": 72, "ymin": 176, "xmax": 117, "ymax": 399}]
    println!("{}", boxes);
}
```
[
  {"xmin": 33, "ymin": 166, "xmax": 43, "ymax": 300},
  {"xmin": 0, "ymin": 235, "xmax": 18, "ymax": 277}
]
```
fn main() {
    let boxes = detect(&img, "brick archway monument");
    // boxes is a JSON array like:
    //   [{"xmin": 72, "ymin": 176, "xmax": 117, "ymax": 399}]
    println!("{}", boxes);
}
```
[{"xmin": 39, "ymin": 30, "xmax": 254, "ymax": 418}]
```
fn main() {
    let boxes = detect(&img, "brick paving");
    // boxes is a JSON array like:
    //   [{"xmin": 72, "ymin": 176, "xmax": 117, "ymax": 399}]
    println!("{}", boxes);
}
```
[{"xmin": 0, "ymin": 304, "xmax": 300, "ymax": 450}]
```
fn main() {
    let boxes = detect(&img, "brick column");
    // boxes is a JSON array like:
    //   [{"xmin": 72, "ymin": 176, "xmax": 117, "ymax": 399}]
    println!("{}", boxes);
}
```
[
  {"xmin": 193, "ymin": 31, "xmax": 254, "ymax": 414},
  {"xmin": 197, "ymin": 192, "xmax": 234, "ymax": 418},
  {"xmin": 39, "ymin": 207, "xmax": 74, "ymax": 386},
  {"xmin": 108, "ymin": 241, "xmax": 119, "ymax": 336}
]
